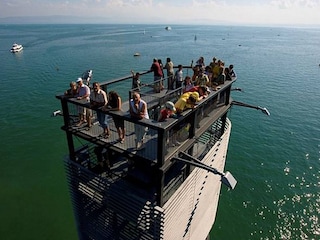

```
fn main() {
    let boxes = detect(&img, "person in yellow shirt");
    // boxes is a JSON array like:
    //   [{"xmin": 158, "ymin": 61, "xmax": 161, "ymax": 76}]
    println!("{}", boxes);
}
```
[{"xmin": 174, "ymin": 91, "xmax": 200, "ymax": 114}]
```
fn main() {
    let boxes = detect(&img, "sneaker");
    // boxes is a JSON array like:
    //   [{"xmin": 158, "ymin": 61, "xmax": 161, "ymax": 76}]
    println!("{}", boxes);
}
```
[{"xmin": 120, "ymin": 138, "xmax": 125, "ymax": 144}]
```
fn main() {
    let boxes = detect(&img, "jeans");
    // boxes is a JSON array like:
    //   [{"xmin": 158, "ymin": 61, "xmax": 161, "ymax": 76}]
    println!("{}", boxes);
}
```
[{"xmin": 97, "ymin": 111, "xmax": 108, "ymax": 129}]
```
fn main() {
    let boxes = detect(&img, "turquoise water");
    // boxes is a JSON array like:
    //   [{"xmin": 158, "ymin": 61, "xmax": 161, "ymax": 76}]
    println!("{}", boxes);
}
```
[{"xmin": 1, "ymin": 24, "xmax": 319, "ymax": 239}]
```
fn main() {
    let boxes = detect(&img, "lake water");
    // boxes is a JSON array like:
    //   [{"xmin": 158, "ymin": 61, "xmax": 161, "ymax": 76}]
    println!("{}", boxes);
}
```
[{"xmin": 1, "ymin": 24, "xmax": 319, "ymax": 239}]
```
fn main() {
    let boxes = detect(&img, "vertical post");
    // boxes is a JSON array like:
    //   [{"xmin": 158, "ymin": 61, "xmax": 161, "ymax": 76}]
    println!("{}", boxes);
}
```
[
  {"xmin": 225, "ymin": 85, "xmax": 231, "ymax": 105},
  {"xmin": 61, "ymin": 97, "xmax": 76, "ymax": 161},
  {"xmin": 156, "ymin": 127, "xmax": 165, "ymax": 206},
  {"xmin": 156, "ymin": 169, "xmax": 164, "ymax": 206}
]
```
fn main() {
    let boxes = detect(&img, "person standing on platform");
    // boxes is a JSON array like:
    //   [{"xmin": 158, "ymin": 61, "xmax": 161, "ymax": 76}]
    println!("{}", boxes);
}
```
[
  {"xmin": 164, "ymin": 57, "xmax": 174, "ymax": 90},
  {"xmin": 175, "ymin": 64, "xmax": 183, "ymax": 89},
  {"xmin": 104, "ymin": 91, "xmax": 126, "ymax": 143},
  {"xmin": 150, "ymin": 58, "xmax": 163, "ymax": 92},
  {"xmin": 76, "ymin": 78, "xmax": 91, "ymax": 127},
  {"xmin": 129, "ymin": 92, "xmax": 149, "ymax": 150},
  {"xmin": 90, "ymin": 82, "xmax": 109, "ymax": 137}
]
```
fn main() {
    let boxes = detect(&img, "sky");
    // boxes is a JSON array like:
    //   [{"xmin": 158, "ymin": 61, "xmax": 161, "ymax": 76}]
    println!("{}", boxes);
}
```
[{"xmin": 0, "ymin": 0, "xmax": 320, "ymax": 26}]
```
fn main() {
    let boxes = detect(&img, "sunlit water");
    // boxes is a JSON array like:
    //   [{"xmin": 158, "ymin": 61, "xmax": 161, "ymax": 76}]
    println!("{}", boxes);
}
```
[{"xmin": 0, "ymin": 24, "xmax": 319, "ymax": 239}]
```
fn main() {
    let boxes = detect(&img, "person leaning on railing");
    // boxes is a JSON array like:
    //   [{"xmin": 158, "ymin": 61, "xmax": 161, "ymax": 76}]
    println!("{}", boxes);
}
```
[
  {"xmin": 174, "ymin": 91, "xmax": 200, "ymax": 114},
  {"xmin": 129, "ymin": 92, "xmax": 149, "ymax": 150},
  {"xmin": 64, "ymin": 81, "xmax": 78, "ymax": 98}
]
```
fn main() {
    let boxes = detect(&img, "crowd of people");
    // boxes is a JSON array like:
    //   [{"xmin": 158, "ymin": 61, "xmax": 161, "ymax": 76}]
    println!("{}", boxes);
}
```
[
  {"xmin": 64, "ymin": 78, "xmax": 125, "ymax": 144},
  {"xmin": 137, "ymin": 56, "xmax": 236, "ymax": 93},
  {"xmin": 64, "ymin": 56, "xmax": 235, "ymax": 150}
]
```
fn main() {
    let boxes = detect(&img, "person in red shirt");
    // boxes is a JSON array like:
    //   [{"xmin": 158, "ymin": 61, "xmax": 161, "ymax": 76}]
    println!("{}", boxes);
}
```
[
  {"xmin": 150, "ymin": 58, "xmax": 163, "ymax": 92},
  {"xmin": 158, "ymin": 101, "xmax": 176, "ymax": 122}
]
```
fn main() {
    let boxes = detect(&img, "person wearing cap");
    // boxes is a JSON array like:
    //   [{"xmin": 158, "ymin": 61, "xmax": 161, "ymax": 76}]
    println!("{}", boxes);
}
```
[
  {"xmin": 76, "ymin": 78, "xmax": 91, "ymax": 127},
  {"xmin": 174, "ymin": 91, "xmax": 200, "ymax": 114},
  {"xmin": 158, "ymin": 101, "xmax": 176, "ymax": 122}
]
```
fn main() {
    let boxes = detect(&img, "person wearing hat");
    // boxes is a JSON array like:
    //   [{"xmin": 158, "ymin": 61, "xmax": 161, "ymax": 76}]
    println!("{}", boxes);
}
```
[
  {"xmin": 174, "ymin": 91, "xmax": 200, "ymax": 114},
  {"xmin": 158, "ymin": 101, "xmax": 176, "ymax": 122}
]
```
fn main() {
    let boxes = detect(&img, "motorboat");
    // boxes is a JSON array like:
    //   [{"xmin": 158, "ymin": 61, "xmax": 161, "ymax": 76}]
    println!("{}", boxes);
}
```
[
  {"xmin": 10, "ymin": 43, "xmax": 23, "ymax": 53},
  {"xmin": 165, "ymin": 26, "xmax": 172, "ymax": 31}
]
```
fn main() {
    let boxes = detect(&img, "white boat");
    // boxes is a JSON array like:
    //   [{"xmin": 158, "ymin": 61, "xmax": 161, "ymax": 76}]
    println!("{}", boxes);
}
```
[
  {"xmin": 165, "ymin": 26, "xmax": 172, "ymax": 31},
  {"xmin": 10, "ymin": 43, "xmax": 23, "ymax": 53}
]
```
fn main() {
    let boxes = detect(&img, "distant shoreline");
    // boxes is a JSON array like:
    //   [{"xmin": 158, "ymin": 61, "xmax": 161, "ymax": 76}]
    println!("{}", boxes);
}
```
[{"xmin": 1, "ymin": 16, "xmax": 319, "ymax": 28}]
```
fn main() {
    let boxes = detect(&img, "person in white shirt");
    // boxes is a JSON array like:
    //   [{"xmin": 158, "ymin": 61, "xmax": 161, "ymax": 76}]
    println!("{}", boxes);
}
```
[
  {"xmin": 129, "ymin": 92, "xmax": 149, "ymax": 150},
  {"xmin": 76, "ymin": 78, "xmax": 91, "ymax": 127},
  {"xmin": 175, "ymin": 64, "xmax": 183, "ymax": 89}
]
